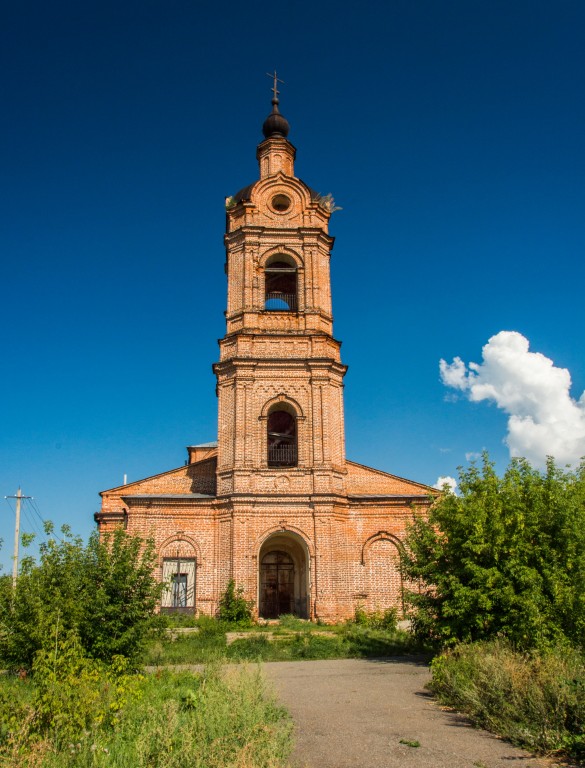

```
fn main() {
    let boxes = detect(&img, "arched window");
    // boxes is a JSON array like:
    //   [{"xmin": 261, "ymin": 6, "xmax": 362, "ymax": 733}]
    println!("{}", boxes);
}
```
[
  {"xmin": 267, "ymin": 409, "xmax": 297, "ymax": 467},
  {"xmin": 265, "ymin": 257, "xmax": 297, "ymax": 311}
]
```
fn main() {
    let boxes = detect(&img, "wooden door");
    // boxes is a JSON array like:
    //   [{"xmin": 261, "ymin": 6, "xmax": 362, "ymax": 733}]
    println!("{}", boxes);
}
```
[{"xmin": 260, "ymin": 550, "xmax": 295, "ymax": 618}]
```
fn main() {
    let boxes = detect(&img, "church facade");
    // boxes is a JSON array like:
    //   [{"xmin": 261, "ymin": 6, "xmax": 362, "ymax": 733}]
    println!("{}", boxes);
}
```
[{"xmin": 95, "ymin": 94, "xmax": 434, "ymax": 622}]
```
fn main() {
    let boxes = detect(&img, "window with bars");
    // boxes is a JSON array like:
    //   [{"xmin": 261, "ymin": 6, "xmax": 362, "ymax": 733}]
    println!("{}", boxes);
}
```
[{"xmin": 267, "ymin": 409, "xmax": 297, "ymax": 467}]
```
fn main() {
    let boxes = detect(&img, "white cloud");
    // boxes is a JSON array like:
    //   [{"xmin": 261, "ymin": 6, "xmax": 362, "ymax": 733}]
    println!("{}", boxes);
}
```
[
  {"xmin": 434, "ymin": 476, "xmax": 458, "ymax": 493},
  {"xmin": 439, "ymin": 356, "xmax": 468, "ymax": 390},
  {"xmin": 440, "ymin": 331, "xmax": 585, "ymax": 468},
  {"xmin": 465, "ymin": 451, "xmax": 482, "ymax": 462}
]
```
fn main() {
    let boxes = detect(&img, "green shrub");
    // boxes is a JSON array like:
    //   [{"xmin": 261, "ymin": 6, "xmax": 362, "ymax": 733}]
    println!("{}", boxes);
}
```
[
  {"xmin": 217, "ymin": 579, "xmax": 254, "ymax": 626},
  {"xmin": 431, "ymin": 639, "xmax": 585, "ymax": 760},
  {"xmin": 352, "ymin": 605, "xmax": 398, "ymax": 631},
  {"xmin": 402, "ymin": 455, "xmax": 585, "ymax": 650},
  {"xmin": 0, "ymin": 632, "xmax": 141, "ymax": 757},
  {"xmin": 0, "ymin": 524, "xmax": 163, "ymax": 669}
]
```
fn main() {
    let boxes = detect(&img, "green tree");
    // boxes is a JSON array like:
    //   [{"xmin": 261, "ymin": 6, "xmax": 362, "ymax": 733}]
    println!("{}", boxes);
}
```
[
  {"xmin": 402, "ymin": 455, "xmax": 585, "ymax": 650},
  {"xmin": 0, "ymin": 524, "xmax": 163, "ymax": 669}
]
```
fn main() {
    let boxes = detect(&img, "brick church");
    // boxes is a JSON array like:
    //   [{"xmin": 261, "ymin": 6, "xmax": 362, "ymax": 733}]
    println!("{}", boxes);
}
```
[{"xmin": 95, "ymin": 89, "xmax": 434, "ymax": 622}]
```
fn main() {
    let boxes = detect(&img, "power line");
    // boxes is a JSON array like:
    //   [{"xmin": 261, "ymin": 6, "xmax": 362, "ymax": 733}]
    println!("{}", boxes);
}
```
[
  {"xmin": 27, "ymin": 498, "xmax": 63, "ymax": 543},
  {"xmin": 26, "ymin": 498, "xmax": 46, "ymax": 531},
  {"xmin": 21, "ymin": 503, "xmax": 43, "ymax": 539}
]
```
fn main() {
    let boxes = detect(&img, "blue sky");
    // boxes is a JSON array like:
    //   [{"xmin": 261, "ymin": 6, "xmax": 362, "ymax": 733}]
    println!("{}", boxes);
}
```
[{"xmin": 2, "ymin": 0, "xmax": 584, "ymax": 570}]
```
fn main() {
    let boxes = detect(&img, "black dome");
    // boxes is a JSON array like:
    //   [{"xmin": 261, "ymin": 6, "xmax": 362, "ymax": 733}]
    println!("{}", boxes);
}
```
[{"xmin": 262, "ymin": 98, "xmax": 290, "ymax": 138}]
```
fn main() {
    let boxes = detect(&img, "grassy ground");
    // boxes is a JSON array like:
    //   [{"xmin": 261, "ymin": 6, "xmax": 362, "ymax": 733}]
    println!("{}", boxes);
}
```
[
  {"xmin": 0, "ymin": 663, "xmax": 292, "ymax": 768},
  {"xmin": 144, "ymin": 614, "xmax": 430, "ymax": 666}
]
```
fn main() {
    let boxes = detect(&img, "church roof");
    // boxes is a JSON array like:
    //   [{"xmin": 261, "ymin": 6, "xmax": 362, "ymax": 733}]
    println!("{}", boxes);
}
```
[
  {"xmin": 262, "ymin": 97, "xmax": 290, "ymax": 139},
  {"xmin": 188, "ymin": 441, "xmax": 217, "ymax": 448},
  {"xmin": 345, "ymin": 460, "xmax": 438, "ymax": 497},
  {"xmin": 121, "ymin": 493, "xmax": 215, "ymax": 500}
]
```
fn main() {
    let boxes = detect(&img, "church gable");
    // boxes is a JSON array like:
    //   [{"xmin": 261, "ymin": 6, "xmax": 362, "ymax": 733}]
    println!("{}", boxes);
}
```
[
  {"xmin": 101, "ymin": 456, "xmax": 217, "ymax": 503},
  {"xmin": 346, "ymin": 460, "xmax": 435, "ymax": 497}
]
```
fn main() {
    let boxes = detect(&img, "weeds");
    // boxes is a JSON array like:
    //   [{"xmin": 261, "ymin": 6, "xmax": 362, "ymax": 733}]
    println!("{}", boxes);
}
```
[
  {"xmin": 218, "ymin": 580, "xmax": 254, "ymax": 626},
  {"xmin": 430, "ymin": 639, "xmax": 585, "ymax": 761},
  {"xmin": 352, "ymin": 605, "xmax": 398, "ymax": 631},
  {"xmin": 399, "ymin": 738, "xmax": 420, "ymax": 748},
  {"xmin": 273, "ymin": 614, "xmax": 316, "ymax": 632},
  {"xmin": 0, "ymin": 661, "xmax": 292, "ymax": 767},
  {"xmin": 144, "ymin": 617, "xmax": 428, "ymax": 665}
]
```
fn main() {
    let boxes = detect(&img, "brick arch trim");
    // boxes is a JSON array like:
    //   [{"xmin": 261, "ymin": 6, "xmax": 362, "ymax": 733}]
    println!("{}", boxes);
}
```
[
  {"xmin": 259, "ymin": 393, "xmax": 305, "ymax": 420},
  {"xmin": 158, "ymin": 534, "xmax": 202, "ymax": 565},
  {"xmin": 361, "ymin": 531, "xmax": 404, "ymax": 566},
  {"xmin": 259, "ymin": 245, "xmax": 304, "ymax": 269},
  {"xmin": 253, "ymin": 175, "xmax": 313, "ymax": 211},
  {"xmin": 253, "ymin": 524, "xmax": 315, "ymax": 559}
]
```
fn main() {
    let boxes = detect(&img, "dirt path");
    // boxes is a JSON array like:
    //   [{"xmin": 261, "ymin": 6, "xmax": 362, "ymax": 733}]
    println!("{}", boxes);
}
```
[{"xmin": 263, "ymin": 658, "xmax": 555, "ymax": 768}]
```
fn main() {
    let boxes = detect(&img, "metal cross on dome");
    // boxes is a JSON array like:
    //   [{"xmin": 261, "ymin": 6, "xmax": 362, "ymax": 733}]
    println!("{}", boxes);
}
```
[{"xmin": 266, "ymin": 70, "xmax": 284, "ymax": 100}]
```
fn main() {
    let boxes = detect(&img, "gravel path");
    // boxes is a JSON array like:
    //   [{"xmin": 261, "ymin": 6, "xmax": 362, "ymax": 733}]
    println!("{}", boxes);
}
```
[{"xmin": 263, "ymin": 658, "xmax": 555, "ymax": 768}]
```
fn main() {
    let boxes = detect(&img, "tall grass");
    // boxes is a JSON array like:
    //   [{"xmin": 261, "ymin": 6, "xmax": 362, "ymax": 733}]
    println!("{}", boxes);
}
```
[
  {"xmin": 0, "ymin": 664, "xmax": 292, "ymax": 768},
  {"xmin": 430, "ymin": 639, "xmax": 585, "ymax": 760}
]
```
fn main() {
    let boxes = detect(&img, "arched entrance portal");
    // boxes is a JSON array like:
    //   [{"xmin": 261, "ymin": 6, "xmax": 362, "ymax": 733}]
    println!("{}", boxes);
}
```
[{"xmin": 259, "ymin": 532, "xmax": 309, "ymax": 619}]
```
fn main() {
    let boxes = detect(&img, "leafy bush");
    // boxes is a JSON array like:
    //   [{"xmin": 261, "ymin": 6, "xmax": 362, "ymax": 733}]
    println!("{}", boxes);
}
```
[
  {"xmin": 217, "ymin": 579, "xmax": 254, "ymax": 626},
  {"xmin": 431, "ymin": 639, "xmax": 585, "ymax": 760},
  {"xmin": 0, "ymin": 524, "xmax": 163, "ymax": 669},
  {"xmin": 402, "ymin": 455, "xmax": 585, "ymax": 650},
  {"xmin": 0, "ymin": 631, "xmax": 140, "ymax": 757},
  {"xmin": 352, "ymin": 605, "xmax": 398, "ymax": 631}
]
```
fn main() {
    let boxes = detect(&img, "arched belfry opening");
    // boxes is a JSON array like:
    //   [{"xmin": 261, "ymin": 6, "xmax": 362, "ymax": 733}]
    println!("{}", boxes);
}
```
[
  {"xmin": 264, "ymin": 255, "xmax": 297, "ymax": 311},
  {"xmin": 259, "ymin": 532, "xmax": 309, "ymax": 619},
  {"xmin": 267, "ymin": 405, "xmax": 297, "ymax": 467}
]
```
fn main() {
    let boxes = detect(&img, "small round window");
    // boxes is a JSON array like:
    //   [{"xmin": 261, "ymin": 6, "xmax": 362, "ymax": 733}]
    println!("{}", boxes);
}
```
[{"xmin": 271, "ymin": 194, "xmax": 291, "ymax": 212}]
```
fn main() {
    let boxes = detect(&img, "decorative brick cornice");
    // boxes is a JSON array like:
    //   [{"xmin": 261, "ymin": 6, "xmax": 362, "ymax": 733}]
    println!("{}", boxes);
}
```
[{"xmin": 94, "ymin": 509, "xmax": 127, "ymax": 527}]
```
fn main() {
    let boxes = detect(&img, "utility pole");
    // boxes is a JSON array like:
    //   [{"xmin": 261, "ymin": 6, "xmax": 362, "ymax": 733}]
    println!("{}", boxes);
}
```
[{"xmin": 5, "ymin": 488, "xmax": 32, "ymax": 587}]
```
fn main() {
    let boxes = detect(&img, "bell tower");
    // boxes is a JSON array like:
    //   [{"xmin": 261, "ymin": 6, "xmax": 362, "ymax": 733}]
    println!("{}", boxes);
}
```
[
  {"xmin": 213, "ymin": 88, "xmax": 347, "ymax": 501},
  {"xmin": 97, "ymin": 80, "xmax": 435, "ymax": 623}
]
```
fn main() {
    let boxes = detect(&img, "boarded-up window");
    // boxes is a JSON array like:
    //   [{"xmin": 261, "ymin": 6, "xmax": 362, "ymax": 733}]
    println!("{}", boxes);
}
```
[{"xmin": 161, "ymin": 558, "xmax": 196, "ymax": 609}]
